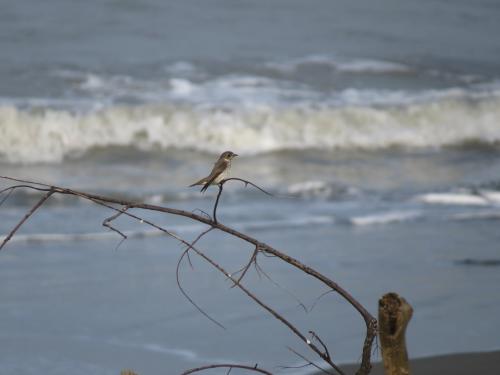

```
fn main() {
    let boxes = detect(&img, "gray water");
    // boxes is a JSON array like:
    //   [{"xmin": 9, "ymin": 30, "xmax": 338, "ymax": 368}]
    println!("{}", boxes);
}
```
[{"xmin": 1, "ymin": 1, "xmax": 500, "ymax": 374}]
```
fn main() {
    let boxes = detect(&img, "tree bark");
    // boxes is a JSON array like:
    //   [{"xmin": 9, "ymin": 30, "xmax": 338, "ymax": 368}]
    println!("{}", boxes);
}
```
[{"xmin": 378, "ymin": 292, "xmax": 413, "ymax": 375}]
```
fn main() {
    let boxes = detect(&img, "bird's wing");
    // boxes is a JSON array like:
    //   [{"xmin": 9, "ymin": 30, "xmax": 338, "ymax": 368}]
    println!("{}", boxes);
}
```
[{"xmin": 200, "ymin": 159, "xmax": 227, "ymax": 192}]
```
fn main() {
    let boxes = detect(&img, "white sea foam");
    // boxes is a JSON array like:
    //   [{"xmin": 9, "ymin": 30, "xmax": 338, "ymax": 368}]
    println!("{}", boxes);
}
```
[
  {"xmin": 350, "ymin": 210, "xmax": 422, "ymax": 226},
  {"xmin": 1, "ymin": 89, "xmax": 500, "ymax": 164},
  {"xmin": 66, "ymin": 70, "xmax": 318, "ymax": 107},
  {"xmin": 479, "ymin": 190, "xmax": 500, "ymax": 204},
  {"xmin": 417, "ymin": 193, "xmax": 490, "ymax": 206},
  {"xmin": 169, "ymin": 78, "xmax": 196, "ymax": 96}
]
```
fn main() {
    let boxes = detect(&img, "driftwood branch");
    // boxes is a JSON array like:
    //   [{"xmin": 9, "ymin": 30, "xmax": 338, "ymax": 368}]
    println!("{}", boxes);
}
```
[{"xmin": 0, "ymin": 175, "xmax": 377, "ymax": 375}]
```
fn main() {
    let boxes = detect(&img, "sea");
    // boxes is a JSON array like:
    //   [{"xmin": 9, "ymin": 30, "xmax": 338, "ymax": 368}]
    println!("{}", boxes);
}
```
[{"xmin": 1, "ymin": 1, "xmax": 500, "ymax": 374}]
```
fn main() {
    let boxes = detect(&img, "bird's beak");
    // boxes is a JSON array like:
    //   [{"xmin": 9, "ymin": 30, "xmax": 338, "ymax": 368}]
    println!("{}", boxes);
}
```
[{"xmin": 233, "ymin": 153, "xmax": 238, "ymax": 157}]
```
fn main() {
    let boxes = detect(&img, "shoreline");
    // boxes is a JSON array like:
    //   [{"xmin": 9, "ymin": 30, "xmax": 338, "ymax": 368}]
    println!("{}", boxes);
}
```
[{"xmin": 336, "ymin": 350, "xmax": 500, "ymax": 375}]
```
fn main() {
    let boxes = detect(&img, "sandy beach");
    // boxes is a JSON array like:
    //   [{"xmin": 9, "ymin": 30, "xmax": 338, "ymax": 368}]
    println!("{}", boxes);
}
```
[{"xmin": 337, "ymin": 350, "xmax": 500, "ymax": 375}]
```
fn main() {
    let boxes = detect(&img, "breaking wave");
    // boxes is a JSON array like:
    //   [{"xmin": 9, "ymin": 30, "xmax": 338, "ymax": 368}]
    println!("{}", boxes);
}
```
[{"xmin": 1, "ymin": 88, "xmax": 500, "ymax": 164}]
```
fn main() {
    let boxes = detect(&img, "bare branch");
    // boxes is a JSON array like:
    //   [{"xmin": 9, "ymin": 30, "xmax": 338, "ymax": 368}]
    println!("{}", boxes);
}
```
[
  {"xmin": 212, "ymin": 177, "xmax": 273, "ymax": 224},
  {"xmin": 221, "ymin": 177, "xmax": 274, "ymax": 197},
  {"xmin": 309, "ymin": 331, "xmax": 331, "ymax": 361},
  {"xmin": 0, "ymin": 184, "xmax": 54, "ymax": 207},
  {"xmin": 230, "ymin": 245, "xmax": 259, "ymax": 288},
  {"xmin": 192, "ymin": 208, "xmax": 212, "ymax": 221},
  {"xmin": 175, "ymin": 228, "xmax": 226, "ymax": 329},
  {"xmin": 0, "ymin": 186, "xmax": 16, "ymax": 206},
  {"xmin": 0, "ymin": 175, "xmax": 377, "ymax": 375},
  {"xmin": 0, "ymin": 188, "xmax": 54, "ymax": 251},
  {"xmin": 309, "ymin": 290, "xmax": 335, "ymax": 312},
  {"xmin": 181, "ymin": 363, "xmax": 272, "ymax": 375},
  {"xmin": 252, "ymin": 261, "xmax": 308, "ymax": 314},
  {"xmin": 102, "ymin": 205, "xmax": 130, "ymax": 250},
  {"xmin": 179, "ymin": 239, "xmax": 345, "ymax": 373},
  {"xmin": 285, "ymin": 346, "xmax": 337, "ymax": 375}
]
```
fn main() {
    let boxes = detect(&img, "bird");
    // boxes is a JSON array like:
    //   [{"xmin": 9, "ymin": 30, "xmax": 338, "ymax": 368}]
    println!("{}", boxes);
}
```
[{"xmin": 189, "ymin": 151, "xmax": 238, "ymax": 192}]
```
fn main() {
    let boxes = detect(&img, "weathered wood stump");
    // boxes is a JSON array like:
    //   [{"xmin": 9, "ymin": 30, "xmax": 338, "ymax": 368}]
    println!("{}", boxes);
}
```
[{"xmin": 378, "ymin": 292, "xmax": 413, "ymax": 375}]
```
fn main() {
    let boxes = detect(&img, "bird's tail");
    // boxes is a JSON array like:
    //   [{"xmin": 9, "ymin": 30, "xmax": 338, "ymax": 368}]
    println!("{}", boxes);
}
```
[{"xmin": 188, "ymin": 179, "xmax": 206, "ymax": 188}]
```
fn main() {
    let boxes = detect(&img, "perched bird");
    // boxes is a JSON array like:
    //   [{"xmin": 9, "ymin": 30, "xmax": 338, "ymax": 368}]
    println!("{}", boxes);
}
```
[{"xmin": 189, "ymin": 151, "xmax": 238, "ymax": 192}]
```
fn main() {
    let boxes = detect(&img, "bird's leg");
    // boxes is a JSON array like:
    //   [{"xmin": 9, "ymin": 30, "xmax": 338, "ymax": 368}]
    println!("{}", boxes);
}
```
[{"xmin": 212, "ymin": 183, "xmax": 224, "ymax": 224}]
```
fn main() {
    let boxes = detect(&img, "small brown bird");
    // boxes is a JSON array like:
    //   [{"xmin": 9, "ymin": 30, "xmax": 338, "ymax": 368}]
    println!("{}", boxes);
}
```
[{"xmin": 189, "ymin": 151, "xmax": 238, "ymax": 192}]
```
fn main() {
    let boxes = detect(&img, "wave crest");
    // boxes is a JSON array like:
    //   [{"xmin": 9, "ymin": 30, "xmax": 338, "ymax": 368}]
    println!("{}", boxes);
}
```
[{"xmin": 1, "ymin": 92, "xmax": 500, "ymax": 163}]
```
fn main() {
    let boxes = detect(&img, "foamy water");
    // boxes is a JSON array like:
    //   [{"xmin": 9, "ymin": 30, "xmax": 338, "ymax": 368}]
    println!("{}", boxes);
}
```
[{"xmin": 2, "ymin": 87, "xmax": 500, "ymax": 163}]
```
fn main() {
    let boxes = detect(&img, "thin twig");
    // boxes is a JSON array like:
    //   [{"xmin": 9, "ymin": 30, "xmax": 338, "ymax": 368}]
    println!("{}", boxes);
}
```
[
  {"xmin": 102, "ymin": 205, "xmax": 130, "ymax": 250},
  {"xmin": 221, "ymin": 177, "xmax": 274, "ymax": 196},
  {"xmin": 181, "ymin": 363, "xmax": 272, "ymax": 375},
  {"xmin": 309, "ymin": 290, "xmax": 335, "ymax": 312},
  {"xmin": 192, "ymin": 208, "xmax": 211, "ymax": 221},
  {"xmin": 0, "ymin": 188, "xmax": 54, "ymax": 251},
  {"xmin": 309, "ymin": 331, "xmax": 331, "ymax": 361},
  {"xmin": 0, "ymin": 184, "xmax": 55, "ymax": 207},
  {"xmin": 175, "ymin": 228, "xmax": 225, "ymax": 329},
  {"xmin": 0, "ymin": 186, "xmax": 15, "ymax": 206},
  {"xmin": 230, "ymin": 246, "xmax": 259, "ymax": 288},
  {"xmin": 176, "ymin": 238, "xmax": 344, "ymax": 373},
  {"xmin": 253, "ymin": 261, "xmax": 308, "ymax": 313},
  {"xmin": 286, "ymin": 346, "xmax": 337, "ymax": 375}
]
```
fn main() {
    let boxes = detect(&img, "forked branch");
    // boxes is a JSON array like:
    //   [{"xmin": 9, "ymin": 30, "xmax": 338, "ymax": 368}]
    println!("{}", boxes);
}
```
[
  {"xmin": 0, "ymin": 175, "xmax": 377, "ymax": 375},
  {"xmin": 212, "ymin": 178, "xmax": 273, "ymax": 224},
  {"xmin": 0, "ymin": 187, "xmax": 54, "ymax": 251}
]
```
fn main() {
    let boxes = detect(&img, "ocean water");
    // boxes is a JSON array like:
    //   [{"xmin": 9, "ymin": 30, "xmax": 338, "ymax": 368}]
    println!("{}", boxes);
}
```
[{"xmin": 1, "ymin": 1, "xmax": 500, "ymax": 374}]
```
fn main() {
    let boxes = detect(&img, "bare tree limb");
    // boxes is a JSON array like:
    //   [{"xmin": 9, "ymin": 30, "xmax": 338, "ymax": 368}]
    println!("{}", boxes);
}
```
[{"xmin": 0, "ymin": 175, "xmax": 377, "ymax": 375}]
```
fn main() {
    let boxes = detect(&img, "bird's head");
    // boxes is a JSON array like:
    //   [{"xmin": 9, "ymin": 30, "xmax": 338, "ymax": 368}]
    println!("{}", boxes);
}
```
[{"xmin": 221, "ymin": 151, "xmax": 238, "ymax": 160}]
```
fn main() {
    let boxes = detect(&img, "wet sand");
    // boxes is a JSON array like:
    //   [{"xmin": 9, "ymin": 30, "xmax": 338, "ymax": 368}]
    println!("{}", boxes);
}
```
[{"xmin": 338, "ymin": 350, "xmax": 500, "ymax": 375}]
